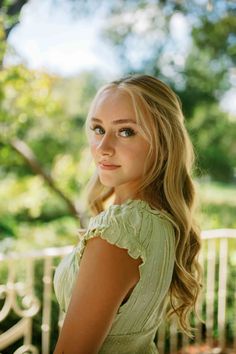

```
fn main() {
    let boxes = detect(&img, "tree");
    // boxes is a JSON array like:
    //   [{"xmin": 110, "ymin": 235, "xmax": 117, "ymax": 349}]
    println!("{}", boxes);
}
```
[
  {"xmin": 98, "ymin": 0, "xmax": 236, "ymax": 181},
  {"xmin": 0, "ymin": 0, "xmax": 29, "ymax": 66},
  {"xmin": 0, "ymin": 2, "xmax": 104, "ymax": 225}
]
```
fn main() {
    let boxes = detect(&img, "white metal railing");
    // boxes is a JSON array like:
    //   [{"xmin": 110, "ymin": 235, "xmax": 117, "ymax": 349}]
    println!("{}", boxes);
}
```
[
  {"xmin": 0, "ymin": 245, "xmax": 73, "ymax": 354},
  {"xmin": 0, "ymin": 230, "xmax": 236, "ymax": 354},
  {"xmin": 156, "ymin": 229, "xmax": 236, "ymax": 354}
]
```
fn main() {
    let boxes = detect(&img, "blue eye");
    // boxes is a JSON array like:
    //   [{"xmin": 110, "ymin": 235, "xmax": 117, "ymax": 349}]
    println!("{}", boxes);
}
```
[
  {"xmin": 89, "ymin": 125, "xmax": 136, "ymax": 138},
  {"xmin": 89, "ymin": 125, "xmax": 105, "ymax": 135},
  {"xmin": 119, "ymin": 128, "xmax": 136, "ymax": 137}
]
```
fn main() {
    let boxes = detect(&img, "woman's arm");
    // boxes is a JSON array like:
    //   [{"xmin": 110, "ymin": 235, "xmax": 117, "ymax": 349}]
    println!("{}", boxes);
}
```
[{"xmin": 54, "ymin": 236, "xmax": 142, "ymax": 354}]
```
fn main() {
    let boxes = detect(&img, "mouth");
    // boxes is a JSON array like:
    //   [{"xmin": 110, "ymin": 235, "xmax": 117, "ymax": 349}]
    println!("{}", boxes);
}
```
[{"xmin": 98, "ymin": 162, "xmax": 121, "ymax": 170}]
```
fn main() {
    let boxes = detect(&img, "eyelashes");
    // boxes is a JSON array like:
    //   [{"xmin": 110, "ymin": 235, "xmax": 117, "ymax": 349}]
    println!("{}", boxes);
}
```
[
  {"xmin": 89, "ymin": 125, "xmax": 105, "ymax": 135},
  {"xmin": 89, "ymin": 125, "xmax": 136, "ymax": 138},
  {"xmin": 119, "ymin": 127, "xmax": 136, "ymax": 137}
]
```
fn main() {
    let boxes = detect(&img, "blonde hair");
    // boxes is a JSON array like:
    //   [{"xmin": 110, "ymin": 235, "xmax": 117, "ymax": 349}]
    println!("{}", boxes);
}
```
[{"xmin": 85, "ymin": 74, "xmax": 202, "ymax": 336}]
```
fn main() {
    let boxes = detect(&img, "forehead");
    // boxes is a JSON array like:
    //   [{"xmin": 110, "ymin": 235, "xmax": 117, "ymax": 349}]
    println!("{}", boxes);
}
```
[{"xmin": 92, "ymin": 88, "xmax": 136, "ymax": 118}]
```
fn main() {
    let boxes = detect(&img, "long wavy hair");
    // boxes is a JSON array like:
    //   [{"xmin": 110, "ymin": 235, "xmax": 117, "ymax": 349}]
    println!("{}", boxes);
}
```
[{"xmin": 85, "ymin": 74, "xmax": 202, "ymax": 337}]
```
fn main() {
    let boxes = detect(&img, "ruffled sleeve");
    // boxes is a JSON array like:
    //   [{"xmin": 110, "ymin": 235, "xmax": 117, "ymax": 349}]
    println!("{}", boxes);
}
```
[{"xmin": 77, "ymin": 201, "xmax": 146, "ymax": 264}]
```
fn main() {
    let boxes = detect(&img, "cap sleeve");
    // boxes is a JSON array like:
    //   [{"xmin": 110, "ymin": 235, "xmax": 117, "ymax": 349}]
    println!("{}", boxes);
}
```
[{"xmin": 78, "ymin": 202, "xmax": 146, "ymax": 262}]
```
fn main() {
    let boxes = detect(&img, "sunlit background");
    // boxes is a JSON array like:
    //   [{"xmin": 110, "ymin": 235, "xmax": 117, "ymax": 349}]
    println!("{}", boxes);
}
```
[
  {"xmin": 0, "ymin": 1, "xmax": 236, "ymax": 351},
  {"xmin": 0, "ymin": 0, "xmax": 236, "ymax": 248}
]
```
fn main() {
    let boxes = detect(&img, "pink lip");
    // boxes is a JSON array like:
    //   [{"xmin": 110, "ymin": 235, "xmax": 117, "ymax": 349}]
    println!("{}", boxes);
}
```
[{"xmin": 99, "ymin": 163, "xmax": 120, "ymax": 170}]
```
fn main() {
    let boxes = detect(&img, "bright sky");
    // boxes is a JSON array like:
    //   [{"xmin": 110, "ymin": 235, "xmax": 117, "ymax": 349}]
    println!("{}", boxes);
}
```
[
  {"xmin": 5, "ymin": 0, "xmax": 122, "ymax": 78},
  {"xmin": 5, "ymin": 0, "xmax": 190, "ymax": 78},
  {"xmin": 4, "ymin": 0, "xmax": 236, "ymax": 115}
]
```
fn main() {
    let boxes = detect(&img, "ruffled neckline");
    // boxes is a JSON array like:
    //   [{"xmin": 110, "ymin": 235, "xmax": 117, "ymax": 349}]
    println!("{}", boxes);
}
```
[
  {"xmin": 109, "ymin": 198, "xmax": 174, "ymax": 222},
  {"xmin": 110, "ymin": 198, "xmax": 161, "ymax": 214}
]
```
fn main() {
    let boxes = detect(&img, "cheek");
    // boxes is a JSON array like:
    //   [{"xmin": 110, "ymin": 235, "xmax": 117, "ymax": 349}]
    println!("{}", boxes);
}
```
[
  {"xmin": 123, "ymin": 146, "xmax": 147, "ymax": 171},
  {"xmin": 131, "ymin": 142, "xmax": 151, "ymax": 171},
  {"xmin": 131, "ymin": 141, "xmax": 150, "ymax": 160}
]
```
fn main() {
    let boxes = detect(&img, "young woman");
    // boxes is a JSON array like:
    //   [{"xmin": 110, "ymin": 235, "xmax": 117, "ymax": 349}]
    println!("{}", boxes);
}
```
[{"xmin": 53, "ymin": 74, "xmax": 202, "ymax": 354}]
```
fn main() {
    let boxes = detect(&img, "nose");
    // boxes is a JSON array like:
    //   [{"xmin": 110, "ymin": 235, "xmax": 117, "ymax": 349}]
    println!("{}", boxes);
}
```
[{"xmin": 96, "ymin": 133, "xmax": 115, "ymax": 156}]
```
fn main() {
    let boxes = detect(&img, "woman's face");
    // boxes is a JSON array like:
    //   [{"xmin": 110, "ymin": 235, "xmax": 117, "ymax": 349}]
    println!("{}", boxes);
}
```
[{"xmin": 88, "ymin": 88, "xmax": 151, "ymax": 202}]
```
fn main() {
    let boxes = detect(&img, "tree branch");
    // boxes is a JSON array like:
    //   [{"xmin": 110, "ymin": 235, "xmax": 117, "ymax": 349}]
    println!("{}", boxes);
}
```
[{"xmin": 9, "ymin": 138, "xmax": 87, "ymax": 228}]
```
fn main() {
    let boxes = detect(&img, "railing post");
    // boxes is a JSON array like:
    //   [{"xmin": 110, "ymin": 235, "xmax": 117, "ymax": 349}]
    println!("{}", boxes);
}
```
[
  {"xmin": 218, "ymin": 238, "xmax": 228, "ymax": 350},
  {"xmin": 206, "ymin": 238, "xmax": 216, "ymax": 348},
  {"xmin": 42, "ymin": 257, "xmax": 53, "ymax": 354}
]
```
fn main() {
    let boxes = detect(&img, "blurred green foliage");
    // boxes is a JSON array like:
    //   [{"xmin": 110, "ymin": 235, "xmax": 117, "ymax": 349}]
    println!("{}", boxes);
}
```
[
  {"xmin": 0, "ymin": 2, "xmax": 236, "ymax": 253},
  {"xmin": 102, "ymin": 0, "xmax": 236, "ymax": 181},
  {"xmin": 197, "ymin": 180, "xmax": 236, "ymax": 230},
  {"xmin": 0, "ymin": 22, "xmax": 103, "ymax": 251},
  {"xmin": 0, "ymin": 65, "xmax": 102, "ymax": 251},
  {"xmin": 0, "ymin": 2, "xmax": 235, "ymax": 352}
]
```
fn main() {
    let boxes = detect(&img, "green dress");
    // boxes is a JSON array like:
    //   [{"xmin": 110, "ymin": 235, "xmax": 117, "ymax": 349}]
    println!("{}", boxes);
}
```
[{"xmin": 53, "ymin": 199, "xmax": 175, "ymax": 354}]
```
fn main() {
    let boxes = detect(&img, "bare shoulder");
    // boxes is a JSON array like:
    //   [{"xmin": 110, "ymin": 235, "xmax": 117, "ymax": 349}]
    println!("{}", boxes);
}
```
[{"xmin": 54, "ymin": 235, "xmax": 142, "ymax": 354}]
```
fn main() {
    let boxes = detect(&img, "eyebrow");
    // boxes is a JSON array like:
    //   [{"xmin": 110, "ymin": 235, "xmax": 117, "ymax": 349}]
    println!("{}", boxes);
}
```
[{"xmin": 91, "ymin": 117, "xmax": 137, "ymax": 125}]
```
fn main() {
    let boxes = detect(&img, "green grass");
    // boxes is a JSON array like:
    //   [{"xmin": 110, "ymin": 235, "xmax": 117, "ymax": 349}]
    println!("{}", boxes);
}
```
[{"xmin": 196, "ymin": 180, "xmax": 236, "ymax": 230}]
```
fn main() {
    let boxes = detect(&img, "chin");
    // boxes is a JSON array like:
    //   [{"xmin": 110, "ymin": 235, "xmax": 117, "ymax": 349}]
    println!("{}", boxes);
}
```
[
  {"xmin": 99, "ymin": 177, "xmax": 116, "ymax": 187},
  {"xmin": 99, "ymin": 177, "xmax": 123, "ymax": 188}
]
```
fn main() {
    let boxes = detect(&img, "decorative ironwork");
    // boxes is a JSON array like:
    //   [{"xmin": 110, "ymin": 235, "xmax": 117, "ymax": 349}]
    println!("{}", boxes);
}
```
[
  {"xmin": 0, "ymin": 230, "xmax": 236, "ymax": 354},
  {"xmin": 0, "ymin": 246, "xmax": 72, "ymax": 354}
]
